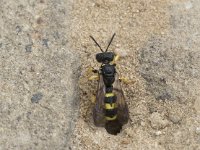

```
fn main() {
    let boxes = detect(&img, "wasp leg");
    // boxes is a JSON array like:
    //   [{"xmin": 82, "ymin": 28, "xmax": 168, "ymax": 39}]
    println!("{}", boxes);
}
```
[
  {"xmin": 86, "ymin": 67, "xmax": 98, "ymax": 75},
  {"xmin": 119, "ymin": 77, "xmax": 133, "ymax": 84},
  {"xmin": 89, "ymin": 75, "xmax": 99, "ymax": 81},
  {"xmin": 112, "ymin": 54, "xmax": 120, "ymax": 64},
  {"xmin": 114, "ymin": 54, "xmax": 120, "ymax": 62},
  {"xmin": 86, "ymin": 67, "xmax": 99, "ymax": 80},
  {"xmin": 90, "ymin": 95, "xmax": 96, "ymax": 103},
  {"xmin": 92, "ymin": 69, "xmax": 98, "ymax": 73}
]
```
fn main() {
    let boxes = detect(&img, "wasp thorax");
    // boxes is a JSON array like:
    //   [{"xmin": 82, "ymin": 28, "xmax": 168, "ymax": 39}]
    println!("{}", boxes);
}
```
[
  {"xmin": 102, "ymin": 64, "xmax": 116, "ymax": 86},
  {"xmin": 96, "ymin": 52, "xmax": 115, "ymax": 63},
  {"xmin": 102, "ymin": 64, "xmax": 115, "ymax": 75}
]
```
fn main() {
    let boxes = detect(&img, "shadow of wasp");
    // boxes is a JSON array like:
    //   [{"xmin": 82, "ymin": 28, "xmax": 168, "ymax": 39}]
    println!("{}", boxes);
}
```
[{"xmin": 89, "ymin": 33, "xmax": 129, "ymax": 135}]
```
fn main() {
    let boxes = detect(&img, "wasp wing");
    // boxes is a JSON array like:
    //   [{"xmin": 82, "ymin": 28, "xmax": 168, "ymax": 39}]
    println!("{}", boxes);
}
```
[
  {"xmin": 113, "ymin": 73, "xmax": 129, "ymax": 125},
  {"xmin": 93, "ymin": 73, "xmax": 106, "ymax": 127},
  {"xmin": 93, "ymin": 73, "xmax": 129, "ymax": 127}
]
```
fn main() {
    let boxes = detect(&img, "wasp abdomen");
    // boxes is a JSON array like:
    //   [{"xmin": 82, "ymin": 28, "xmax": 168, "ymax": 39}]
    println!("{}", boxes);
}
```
[{"xmin": 104, "ymin": 93, "xmax": 117, "ymax": 121}]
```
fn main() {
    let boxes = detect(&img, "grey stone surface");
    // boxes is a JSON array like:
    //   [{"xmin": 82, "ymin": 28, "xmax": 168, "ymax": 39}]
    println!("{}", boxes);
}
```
[
  {"xmin": 0, "ymin": 0, "xmax": 80, "ymax": 149},
  {"xmin": 138, "ymin": 1, "xmax": 200, "ymax": 104}
]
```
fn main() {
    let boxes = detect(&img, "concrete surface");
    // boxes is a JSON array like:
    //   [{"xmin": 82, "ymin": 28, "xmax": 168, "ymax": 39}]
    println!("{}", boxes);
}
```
[
  {"xmin": 1, "ymin": 0, "xmax": 200, "ymax": 150},
  {"xmin": 0, "ymin": 0, "xmax": 80, "ymax": 149}
]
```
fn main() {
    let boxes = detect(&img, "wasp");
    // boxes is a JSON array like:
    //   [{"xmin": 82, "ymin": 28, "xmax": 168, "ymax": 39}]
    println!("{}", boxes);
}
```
[{"xmin": 89, "ymin": 33, "xmax": 129, "ymax": 135}]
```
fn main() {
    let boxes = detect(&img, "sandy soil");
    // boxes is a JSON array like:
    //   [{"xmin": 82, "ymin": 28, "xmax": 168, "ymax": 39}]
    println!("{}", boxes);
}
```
[{"xmin": 68, "ymin": 0, "xmax": 200, "ymax": 149}]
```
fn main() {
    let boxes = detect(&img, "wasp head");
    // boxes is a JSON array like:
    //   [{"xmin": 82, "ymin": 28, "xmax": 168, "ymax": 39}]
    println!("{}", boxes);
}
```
[{"xmin": 96, "ymin": 52, "xmax": 115, "ymax": 64}]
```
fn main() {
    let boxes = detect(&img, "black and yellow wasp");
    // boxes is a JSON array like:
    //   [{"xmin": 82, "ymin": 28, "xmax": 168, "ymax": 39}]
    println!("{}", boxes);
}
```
[{"xmin": 89, "ymin": 33, "xmax": 129, "ymax": 135}]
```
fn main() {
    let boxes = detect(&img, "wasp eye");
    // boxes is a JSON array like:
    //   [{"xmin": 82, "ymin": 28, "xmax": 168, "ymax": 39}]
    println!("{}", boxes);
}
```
[
  {"xmin": 104, "ymin": 52, "xmax": 114, "ymax": 62},
  {"xmin": 96, "ymin": 53, "xmax": 104, "ymax": 63}
]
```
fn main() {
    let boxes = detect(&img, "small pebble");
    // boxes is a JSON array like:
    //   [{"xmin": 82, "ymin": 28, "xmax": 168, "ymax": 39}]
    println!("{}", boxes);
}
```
[
  {"xmin": 31, "ymin": 92, "xmax": 43, "ymax": 103},
  {"xmin": 25, "ymin": 44, "xmax": 32, "ymax": 52},
  {"xmin": 141, "ymin": 121, "xmax": 145, "ymax": 126},
  {"xmin": 196, "ymin": 127, "xmax": 200, "ymax": 135},
  {"xmin": 136, "ymin": 10, "xmax": 139, "ymax": 13},
  {"xmin": 168, "ymin": 114, "xmax": 181, "ymax": 124},
  {"xmin": 121, "ymin": 139, "xmax": 130, "ymax": 144},
  {"xmin": 156, "ymin": 90, "xmax": 172, "ymax": 100},
  {"xmin": 36, "ymin": 17, "xmax": 43, "ymax": 24},
  {"xmin": 114, "ymin": 48, "xmax": 128, "ymax": 58},
  {"xmin": 40, "ymin": 0, "xmax": 45, "ymax": 3},
  {"xmin": 26, "ymin": 112, "xmax": 31, "ymax": 119},
  {"xmin": 17, "ymin": 116, "xmax": 22, "ymax": 121},
  {"xmin": 155, "ymin": 131, "xmax": 162, "ymax": 136},
  {"xmin": 149, "ymin": 105, "xmax": 157, "ymax": 113},
  {"xmin": 42, "ymin": 39, "xmax": 49, "ymax": 48},
  {"xmin": 194, "ymin": 99, "xmax": 200, "ymax": 112},
  {"xmin": 184, "ymin": 1, "xmax": 193, "ymax": 10},
  {"xmin": 16, "ymin": 25, "xmax": 22, "ymax": 34},
  {"xmin": 161, "ymin": 31, "xmax": 165, "ymax": 35},
  {"xmin": 149, "ymin": 112, "xmax": 169, "ymax": 130}
]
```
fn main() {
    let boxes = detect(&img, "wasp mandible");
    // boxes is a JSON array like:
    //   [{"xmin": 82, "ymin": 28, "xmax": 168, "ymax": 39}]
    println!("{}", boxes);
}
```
[{"xmin": 89, "ymin": 33, "xmax": 129, "ymax": 135}]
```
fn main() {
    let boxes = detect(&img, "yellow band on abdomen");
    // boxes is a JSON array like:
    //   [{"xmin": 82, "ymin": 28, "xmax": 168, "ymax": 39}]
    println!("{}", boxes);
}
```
[
  {"xmin": 105, "ymin": 93, "xmax": 114, "ymax": 97},
  {"xmin": 105, "ymin": 103, "xmax": 115, "ymax": 109},
  {"xmin": 106, "ymin": 115, "xmax": 117, "ymax": 120}
]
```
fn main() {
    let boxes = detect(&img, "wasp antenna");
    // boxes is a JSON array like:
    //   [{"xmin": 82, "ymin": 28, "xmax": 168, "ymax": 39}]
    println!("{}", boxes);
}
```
[
  {"xmin": 105, "ymin": 33, "xmax": 116, "ymax": 52},
  {"xmin": 90, "ymin": 36, "xmax": 104, "ymax": 52}
]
